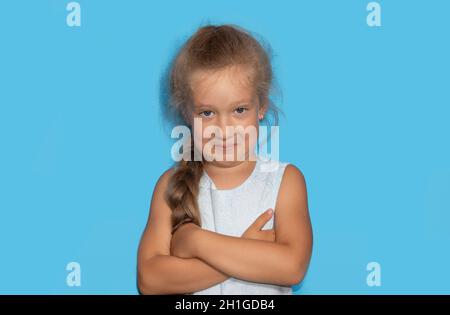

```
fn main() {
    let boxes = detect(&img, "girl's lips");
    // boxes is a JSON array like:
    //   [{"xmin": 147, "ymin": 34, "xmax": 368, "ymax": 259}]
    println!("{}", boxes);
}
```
[
  {"xmin": 215, "ymin": 143, "xmax": 236, "ymax": 150},
  {"xmin": 214, "ymin": 139, "xmax": 236, "ymax": 147},
  {"xmin": 222, "ymin": 144, "xmax": 236, "ymax": 149}
]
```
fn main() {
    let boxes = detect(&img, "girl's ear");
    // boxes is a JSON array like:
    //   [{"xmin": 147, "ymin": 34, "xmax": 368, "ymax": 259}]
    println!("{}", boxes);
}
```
[{"xmin": 258, "ymin": 104, "xmax": 267, "ymax": 121}]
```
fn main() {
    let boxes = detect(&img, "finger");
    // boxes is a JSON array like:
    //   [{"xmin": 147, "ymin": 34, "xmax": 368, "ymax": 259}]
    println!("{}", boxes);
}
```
[
  {"xmin": 260, "ymin": 228, "xmax": 275, "ymax": 233},
  {"xmin": 260, "ymin": 229, "xmax": 276, "ymax": 241},
  {"xmin": 251, "ymin": 209, "xmax": 274, "ymax": 230}
]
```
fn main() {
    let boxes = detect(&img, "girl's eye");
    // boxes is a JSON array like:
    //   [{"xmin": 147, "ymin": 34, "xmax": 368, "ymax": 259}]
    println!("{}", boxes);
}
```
[
  {"xmin": 199, "ymin": 110, "xmax": 214, "ymax": 118},
  {"xmin": 234, "ymin": 106, "xmax": 248, "ymax": 114}
]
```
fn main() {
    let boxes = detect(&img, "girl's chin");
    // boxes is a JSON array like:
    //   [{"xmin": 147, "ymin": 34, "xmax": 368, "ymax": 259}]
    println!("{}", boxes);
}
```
[
  {"xmin": 205, "ymin": 159, "xmax": 248, "ymax": 168},
  {"xmin": 204, "ymin": 151, "xmax": 249, "ymax": 164}
]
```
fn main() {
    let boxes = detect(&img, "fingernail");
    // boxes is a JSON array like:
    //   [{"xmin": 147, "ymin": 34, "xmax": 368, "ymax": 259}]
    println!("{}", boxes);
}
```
[{"xmin": 267, "ymin": 209, "xmax": 273, "ymax": 215}]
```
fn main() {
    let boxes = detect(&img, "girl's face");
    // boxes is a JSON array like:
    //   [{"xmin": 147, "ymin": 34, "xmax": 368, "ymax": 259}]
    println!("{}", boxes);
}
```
[{"xmin": 189, "ymin": 65, "xmax": 266, "ymax": 166}]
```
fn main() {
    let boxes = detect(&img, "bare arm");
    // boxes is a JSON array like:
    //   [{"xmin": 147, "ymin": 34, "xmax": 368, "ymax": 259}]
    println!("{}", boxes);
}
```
[
  {"xmin": 192, "ymin": 230, "xmax": 299, "ymax": 286},
  {"xmin": 138, "ymin": 255, "xmax": 228, "ymax": 295},
  {"xmin": 173, "ymin": 164, "xmax": 313, "ymax": 287},
  {"xmin": 137, "ymin": 168, "xmax": 230, "ymax": 295}
]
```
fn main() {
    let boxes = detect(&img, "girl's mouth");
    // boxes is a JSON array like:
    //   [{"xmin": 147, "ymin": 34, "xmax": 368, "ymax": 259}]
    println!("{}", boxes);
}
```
[{"xmin": 217, "ymin": 143, "xmax": 236, "ymax": 151}]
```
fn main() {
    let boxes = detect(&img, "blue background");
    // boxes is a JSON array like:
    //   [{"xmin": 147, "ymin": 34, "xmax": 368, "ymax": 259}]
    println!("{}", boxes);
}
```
[{"xmin": 0, "ymin": 0, "xmax": 449, "ymax": 294}]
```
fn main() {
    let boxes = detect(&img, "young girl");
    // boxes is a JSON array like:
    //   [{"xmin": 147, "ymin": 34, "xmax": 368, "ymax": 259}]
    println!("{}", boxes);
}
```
[{"xmin": 137, "ymin": 24, "xmax": 312, "ymax": 295}]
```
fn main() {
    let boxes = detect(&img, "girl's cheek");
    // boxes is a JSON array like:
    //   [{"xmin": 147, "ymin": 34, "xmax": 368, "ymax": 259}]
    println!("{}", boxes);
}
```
[
  {"xmin": 192, "ymin": 127, "xmax": 213, "ymax": 151},
  {"xmin": 192, "ymin": 123, "xmax": 203, "ymax": 152}
]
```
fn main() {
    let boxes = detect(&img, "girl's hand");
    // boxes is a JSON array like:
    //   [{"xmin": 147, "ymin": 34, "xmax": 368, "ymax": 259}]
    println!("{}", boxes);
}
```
[
  {"xmin": 170, "ymin": 222, "xmax": 200, "ymax": 259},
  {"xmin": 241, "ymin": 208, "xmax": 276, "ymax": 242}
]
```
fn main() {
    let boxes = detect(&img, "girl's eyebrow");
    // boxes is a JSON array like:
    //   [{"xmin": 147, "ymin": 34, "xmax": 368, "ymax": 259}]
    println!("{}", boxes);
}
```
[
  {"xmin": 195, "ymin": 99, "xmax": 252, "ymax": 110},
  {"xmin": 230, "ymin": 99, "xmax": 252, "ymax": 106},
  {"xmin": 194, "ymin": 105, "xmax": 213, "ymax": 113}
]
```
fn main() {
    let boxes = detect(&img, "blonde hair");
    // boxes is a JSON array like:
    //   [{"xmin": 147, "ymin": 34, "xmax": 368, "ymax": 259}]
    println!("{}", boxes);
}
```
[{"xmin": 164, "ymin": 24, "xmax": 281, "ymax": 234}]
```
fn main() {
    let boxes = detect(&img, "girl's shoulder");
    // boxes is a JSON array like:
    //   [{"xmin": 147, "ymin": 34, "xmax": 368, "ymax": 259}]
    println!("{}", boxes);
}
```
[
  {"xmin": 256, "ymin": 158, "xmax": 306, "ymax": 194},
  {"xmin": 257, "ymin": 157, "xmax": 302, "ymax": 177},
  {"xmin": 152, "ymin": 165, "xmax": 176, "ymax": 195},
  {"xmin": 258, "ymin": 157, "xmax": 305, "ymax": 187},
  {"xmin": 283, "ymin": 163, "xmax": 305, "ymax": 184},
  {"xmin": 279, "ymin": 162, "xmax": 307, "ymax": 195},
  {"xmin": 273, "ymin": 161, "xmax": 308, "ymax": 222}
]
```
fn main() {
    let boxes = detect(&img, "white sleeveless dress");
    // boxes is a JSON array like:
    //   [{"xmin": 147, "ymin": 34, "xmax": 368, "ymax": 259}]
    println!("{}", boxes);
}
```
[{"xmin": 192, "ymin": 155, "xmax": 293, "ymax": 295}]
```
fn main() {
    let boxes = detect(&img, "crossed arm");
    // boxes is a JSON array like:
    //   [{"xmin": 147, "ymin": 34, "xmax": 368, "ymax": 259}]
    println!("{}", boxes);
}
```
[
  {"xmin": 171, "ymin": 226, "xmax": 307, "ymax": 286},
  {"xmin": 137, "ymin": 164, "xmax": 312, "ymax": 294}
]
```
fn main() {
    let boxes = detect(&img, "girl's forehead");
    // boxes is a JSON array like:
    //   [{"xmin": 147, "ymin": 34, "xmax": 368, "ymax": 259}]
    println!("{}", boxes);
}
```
[
  {"xmin": 191, "ymin": 66, "xmax": 253, "ymax": 89},
  {"xmin": 190, "ymin": 66, "xmax": 256, "ymax": 106}
]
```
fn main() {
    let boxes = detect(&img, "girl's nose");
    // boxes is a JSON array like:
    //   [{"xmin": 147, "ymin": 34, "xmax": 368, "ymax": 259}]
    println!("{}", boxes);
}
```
[{"xmin": 217, "ymin": 116, "xmax": 234, "ymax": 137}]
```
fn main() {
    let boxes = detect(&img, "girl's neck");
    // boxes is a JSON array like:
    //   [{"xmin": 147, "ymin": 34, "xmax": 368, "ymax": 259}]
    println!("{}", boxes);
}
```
[{"xmin": 202, "ymin": 154, "xmax": 258, "ymax": 190}]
